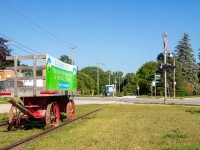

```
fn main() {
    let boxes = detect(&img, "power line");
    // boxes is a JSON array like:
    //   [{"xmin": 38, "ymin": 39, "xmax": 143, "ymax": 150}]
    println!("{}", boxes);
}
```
[
  {"xmin": 0, "ymin": 9, "xmax": 69, "ymax": 47},
  {"xmin": 0, "ymin": 32, "xmax": 91, "ymax": 70},
  {"xmin": 1, "ymin": 0, "xmax": 73, "ymax": 46},
  {"xmin": 1, "ymin": 0, "xmax": 102, "ymax": 71},
  {"xmin": 1, "ymin": 0, "xmax": 97, "ymax": 62},
  {"xmin": 0, "ymin": 33, "xmax": 41, "ymax": 54}
]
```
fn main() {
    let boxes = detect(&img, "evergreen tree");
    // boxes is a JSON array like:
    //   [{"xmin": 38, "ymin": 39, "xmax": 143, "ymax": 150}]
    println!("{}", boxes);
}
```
[
  {"xmin": 174, "ymin": 33, "xmax": 199, "ymax": 95},
  {"xmin": 167, "ymin": 57, "xmax": 188, "ymax": 96}
]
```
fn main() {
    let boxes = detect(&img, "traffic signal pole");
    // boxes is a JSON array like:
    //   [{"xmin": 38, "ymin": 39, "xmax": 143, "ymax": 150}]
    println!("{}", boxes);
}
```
[{"xmin": 164, "ymin": 50, "xmax": 167, "ymax": 104}]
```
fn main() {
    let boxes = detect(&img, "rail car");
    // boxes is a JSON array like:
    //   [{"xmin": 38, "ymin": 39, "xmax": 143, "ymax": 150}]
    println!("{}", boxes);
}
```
[{"xmin": 0, "ymin": 54, "xmax": 80, "ymax": 130}]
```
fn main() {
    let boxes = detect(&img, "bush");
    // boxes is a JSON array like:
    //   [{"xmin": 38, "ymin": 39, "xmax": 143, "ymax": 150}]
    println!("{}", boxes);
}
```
[{"xmin": 176, "ymin": 89, "xmax": 189, "ymax": 97}]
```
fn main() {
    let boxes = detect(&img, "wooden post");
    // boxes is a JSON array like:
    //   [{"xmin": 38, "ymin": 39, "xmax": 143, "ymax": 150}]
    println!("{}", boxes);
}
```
[
  {"xmin": 14, "ymin": 56, "xmax": 18, "ymax": 97},
  {"xmin": 42, "ymin": 58, "xmax": 46, "ymax": 88},
  {"xmin": 33, "ymin": 55, "xmax": 37, "ymax": 96}
]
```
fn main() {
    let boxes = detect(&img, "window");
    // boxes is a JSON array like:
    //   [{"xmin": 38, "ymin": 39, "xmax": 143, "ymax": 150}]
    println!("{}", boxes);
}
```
[{"xmin": 7, "ymin": 74, "xmax": 11, "ymax": 78}]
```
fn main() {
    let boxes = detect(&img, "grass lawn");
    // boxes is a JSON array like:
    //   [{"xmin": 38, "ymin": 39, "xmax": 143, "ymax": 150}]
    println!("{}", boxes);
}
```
[
  {"xmin": 0, "ymin": 97, "xmax": 22, "ymax": 104},
  {"xmin": 19, "ymin": 104, "xmax": 200, "ymax": 150},
  {"xmin": 0, "ymin": 113, "xmax": 8, "ymax": 123},
  {"xmin": 0, "ymin": 98, "xmax": 8, "ymax": 104}
]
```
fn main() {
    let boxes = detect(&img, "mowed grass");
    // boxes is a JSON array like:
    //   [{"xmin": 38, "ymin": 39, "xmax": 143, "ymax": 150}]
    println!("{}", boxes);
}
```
[{"xmin": 21, "ymin": 104, "xmax": 200, "ymax": 150}]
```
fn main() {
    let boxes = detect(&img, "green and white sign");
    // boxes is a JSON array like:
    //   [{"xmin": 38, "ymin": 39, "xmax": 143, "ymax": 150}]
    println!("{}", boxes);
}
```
[{"xmin": 46, "ymin": 54, "xmax": 77, "ymax": 91}]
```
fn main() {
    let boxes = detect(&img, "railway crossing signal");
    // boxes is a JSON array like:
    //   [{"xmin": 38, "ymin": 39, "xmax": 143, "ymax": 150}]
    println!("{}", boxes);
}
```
[
  {"xmin": 157, "ymin": 52, "xmax": 174, "ymax": 62},
  {"xmin": 158, "ymin": 63, "xmax": 175, "ymax": 72}
]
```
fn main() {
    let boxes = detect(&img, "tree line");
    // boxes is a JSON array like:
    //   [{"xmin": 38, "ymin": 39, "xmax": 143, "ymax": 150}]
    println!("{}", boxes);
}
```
[
  {"xmin": 0, "ymin": 33, "xmax": 200, "ymax": 96},
  {"xmin": 77, "ymin": 33, "xmax": 200, "ymax": 97}
]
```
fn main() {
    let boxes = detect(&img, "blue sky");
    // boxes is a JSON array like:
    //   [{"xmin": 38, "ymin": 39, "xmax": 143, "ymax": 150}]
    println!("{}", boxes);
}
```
[{"xmin": 0, "ymin": 0, "xmax": 200, "ymax": 75}]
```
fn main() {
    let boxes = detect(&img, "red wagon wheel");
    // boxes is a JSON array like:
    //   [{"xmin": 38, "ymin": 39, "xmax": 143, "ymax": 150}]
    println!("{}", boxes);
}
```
[
  {"xmin": 7, "ymin": 105, "xmax": 22, "ymax": 131},
  {"xmin": 45, "ymin": 102, "xmax": 60, "ymax": 128},
  {"xmin": 66, "ymin": 100, "xmax": 76, "ymax": 121}
]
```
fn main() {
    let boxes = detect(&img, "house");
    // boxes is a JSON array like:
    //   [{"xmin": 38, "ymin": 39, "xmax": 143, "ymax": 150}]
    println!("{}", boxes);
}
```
[
  {"xmin": 0, "ymin": 70, "xmax": 14, "ymax": 80},
  {"xmin": 0, "ymin": 70, "xmax": 14, "ymax": 91},
  {"xmin": 0, "ymin": 70, "xmax": 25, "ymax": 91}
]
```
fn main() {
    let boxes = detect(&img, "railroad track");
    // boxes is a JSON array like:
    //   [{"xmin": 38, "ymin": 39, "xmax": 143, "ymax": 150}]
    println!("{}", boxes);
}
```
[
  {"xmin": 0, "ymin": 122, "xmax": 8, "ymax": 128},
  {"xmin": 0, "ymin": 108, "xmax": 102, "ymax": 150}
]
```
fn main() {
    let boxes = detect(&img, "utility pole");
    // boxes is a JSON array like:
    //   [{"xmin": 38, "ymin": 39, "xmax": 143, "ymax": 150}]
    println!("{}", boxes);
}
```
[
  {"xmin": 69, "ymin": 46, "xmax": 76, "ymax": 65},
  {"xmin": 162, "ymin": 32, "xmax": 168, "ymax": 104},
  {"xmin": 173, "ymin": 56, "xmax": 176, "ymax": 97},
  {"xmin": 114, "ymin": 76, "xmax": 117, "ymax": 93},
  {"xmin": 119, "ymin": 76, "xmax": 120, "ymax": 93},
  {"xmin": 109, "ymin": 70, "xmax": 111, "ymax": 85},
  {"xmin": 97, "ymin": 59, "xmax": 99, "ymax": 96},
  {"xmin": 154, "ymin": 73, "xmax": 156, "ymax": 96}
]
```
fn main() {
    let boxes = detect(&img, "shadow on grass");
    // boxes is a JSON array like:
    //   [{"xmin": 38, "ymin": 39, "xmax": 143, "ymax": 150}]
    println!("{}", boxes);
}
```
[
  {"xmin": 158, "ymin": 128, "xmax": 188, "ymax": 149},
  {"xmin": 162, "ymin": 144, "xmax": 200, "ymax": 150},
  {"xmin": 185, "ymin": 109, "xmax": 200, "ymax": 114},
  {"xmin": 163, "ymin": 128, "xmax": 187, "ymax": 139}
]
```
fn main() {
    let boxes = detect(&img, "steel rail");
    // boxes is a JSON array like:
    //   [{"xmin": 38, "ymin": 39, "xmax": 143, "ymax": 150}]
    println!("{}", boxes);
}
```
[
  {"xmin": 1, "ymin": 108, "xmax": 102, "ymax": 150},
  {"xmin": 0, "ymin": 122, "xmax": 8, "ymax": 128}
]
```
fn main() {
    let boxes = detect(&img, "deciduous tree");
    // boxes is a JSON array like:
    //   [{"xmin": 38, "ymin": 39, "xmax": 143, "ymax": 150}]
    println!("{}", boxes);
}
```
[{"xmin": 0, "ymin": 37, "xmax": 12, "ymax": 69}]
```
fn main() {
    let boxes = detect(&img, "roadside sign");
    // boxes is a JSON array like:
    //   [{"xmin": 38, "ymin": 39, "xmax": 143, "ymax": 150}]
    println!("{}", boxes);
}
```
[
  {"xmin": 155, "ymin": 75, "xmax": 161, "ymax": 80},
  {"xmin": 151, "ymin": 81, "xmax": 155, "ymax": 87},
  {"xmin": 46, "ymin": 54, "xmax": 77, "ymax": 91},
  {"xmin": 149, "ymin": 74, "xmax": 161, "ymax": 81}
]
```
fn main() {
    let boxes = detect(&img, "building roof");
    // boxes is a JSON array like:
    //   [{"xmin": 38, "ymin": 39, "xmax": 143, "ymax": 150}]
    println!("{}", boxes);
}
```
[{"xmin": 0, "ymin": 70, "xmax": 14, "ymax": 72}]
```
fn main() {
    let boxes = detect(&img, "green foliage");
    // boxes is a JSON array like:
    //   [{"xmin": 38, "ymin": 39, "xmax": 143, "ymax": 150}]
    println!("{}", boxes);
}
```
[
  {"xmin": 136, "ymin": 61, "xmax": 158, "ymax": 95},
  {"xmin": 59, "ymin": 55, "xmax": 72, "ymax": 64},
  {"xmin": 166, "ymin": 58, "xmax": 189, "ymax": 96},
  {"xmin": 1, "ymin": 32, "xmax": 200, "ymax": 97},
  {"xmin": 175, "ymin": 33, "xmax": 199, "ymax": 95},
  {"xmin": 122, "ymin": 73, "xmax": 136, "ymax": 95},
  {"xmin": 176, "ymin": 85, "xmax": 189, "ymax": 96},
  {"xmin": 77, "ymin": 71, "xmax": 95, "ymax": 95},
  {"xmin": 0, "ymin": 60, "xmax": 14, "ymax": 70},
  {"xmin": 80, "ymin": 66, "xmax": 112, "ymax": 95},
  {"xmin": 0, "ymin": 113, "xmax": 8, "ymax": 123},
  {"xmin": 0, "ymin": 37, "xmax": 12, "ymax": 64},
  {"xmin": 0, "ymin": 37, "xmax": 13, "ymax": 69}
]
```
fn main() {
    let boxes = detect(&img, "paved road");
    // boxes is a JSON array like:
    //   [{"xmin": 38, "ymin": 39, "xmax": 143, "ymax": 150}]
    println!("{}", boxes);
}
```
[
  {"xmin": 74, "ymin": 96, "xmax": 200, "ymax": 105},
  {"xmin": 1, "ymin": 96, "xmax": 200, "ymax": 113}
]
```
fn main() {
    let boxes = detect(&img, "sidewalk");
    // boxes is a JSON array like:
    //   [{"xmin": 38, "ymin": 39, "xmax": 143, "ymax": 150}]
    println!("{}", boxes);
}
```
[{"xmin": 0, "ymin": 104, "xmax": 11, "ymax": 113}]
